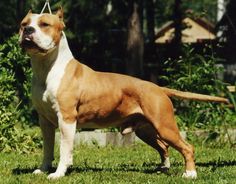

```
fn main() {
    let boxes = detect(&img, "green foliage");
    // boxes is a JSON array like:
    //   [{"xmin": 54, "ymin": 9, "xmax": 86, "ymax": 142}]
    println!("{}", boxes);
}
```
[
  {"xmin": 0, "ymin": 35, "xmax": 41, "ymax": 153},
  {"xmin": 160, "ymin": 45, "xmax": 225, "ymax": 94},
  {"xmin": 159, "ymin": 45, "xmax": 235, "ymax": 129}
]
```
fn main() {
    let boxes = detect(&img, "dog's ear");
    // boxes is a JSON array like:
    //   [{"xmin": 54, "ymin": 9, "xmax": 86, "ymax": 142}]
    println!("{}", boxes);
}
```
[
  {"xmin": 56, "ymin": 6, "xmax": 64, "ymax": 21},
  {"xmin": 27, "ymin": 9, "xmax": 32, "ymax": 15},
  {"xmin": 56, "ymin": 6, "xmax": 65, "ymax": 28},
  {"xmin": 21, "ymin": 9, "xmax": 32, "ymax": 23}
]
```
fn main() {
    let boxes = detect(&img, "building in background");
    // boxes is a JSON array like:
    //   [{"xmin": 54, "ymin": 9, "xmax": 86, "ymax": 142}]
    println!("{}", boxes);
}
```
[{"xmin": 155, "ymin": 17, "xmax": 216, "ymax": 44}]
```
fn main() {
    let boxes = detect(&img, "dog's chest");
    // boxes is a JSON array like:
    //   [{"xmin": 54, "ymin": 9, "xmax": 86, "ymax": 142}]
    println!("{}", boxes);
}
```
[
  {"xmin": 32, "ymin": 56, "xmax": 70, "ymax": 124},
  {"xmin": 31, "ymin": 79, "xmax": 58, "ymax": 124}
]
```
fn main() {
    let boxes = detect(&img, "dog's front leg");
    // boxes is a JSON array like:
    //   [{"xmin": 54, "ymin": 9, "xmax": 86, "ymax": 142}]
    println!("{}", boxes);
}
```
[
  {"xmin": 33, "ymin": 115, "xmax": 55, "ymax": 174},
  {"xmin": 47, "ymin": 114, "xmax": 76, "ymax": 180}
]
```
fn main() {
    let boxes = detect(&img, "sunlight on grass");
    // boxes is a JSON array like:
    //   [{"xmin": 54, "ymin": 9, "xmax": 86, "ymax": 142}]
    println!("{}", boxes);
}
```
[{"xmin": 0, "ymin": 142, "xmax": 235, "ymax": 184}]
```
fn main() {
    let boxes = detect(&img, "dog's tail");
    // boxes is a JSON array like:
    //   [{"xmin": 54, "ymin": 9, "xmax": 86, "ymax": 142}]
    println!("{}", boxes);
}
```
[{"xmin": 161, "ymin": 87, "xmax": 229, "ymax": 103}]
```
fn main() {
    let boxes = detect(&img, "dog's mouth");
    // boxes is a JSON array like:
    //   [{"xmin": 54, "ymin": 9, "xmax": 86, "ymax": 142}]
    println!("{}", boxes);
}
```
[{"xmin": 20, "ymin": 35, "xmax": 46, "ymax": 53}]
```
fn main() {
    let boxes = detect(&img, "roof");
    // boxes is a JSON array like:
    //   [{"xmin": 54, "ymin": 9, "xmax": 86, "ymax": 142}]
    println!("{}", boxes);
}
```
[{"xmin": 155, "ymin": 17, "xmax": 216, "ymax": 43}]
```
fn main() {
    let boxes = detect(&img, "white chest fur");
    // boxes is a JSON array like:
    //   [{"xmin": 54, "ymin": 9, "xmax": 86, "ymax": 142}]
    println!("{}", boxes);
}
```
[
  {"xmin": 32, "ymin": 33, "xmax": 73, "ymax": 115},
  {"xmin": 43, "ymin": 33, "xmax": 73, "ymax": 111}
]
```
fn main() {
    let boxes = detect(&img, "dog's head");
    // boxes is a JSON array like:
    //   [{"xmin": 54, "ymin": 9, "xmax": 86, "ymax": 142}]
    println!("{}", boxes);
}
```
[{"xmin": 19, "ymin": 8, "xmax": 65, "ymax": 55}]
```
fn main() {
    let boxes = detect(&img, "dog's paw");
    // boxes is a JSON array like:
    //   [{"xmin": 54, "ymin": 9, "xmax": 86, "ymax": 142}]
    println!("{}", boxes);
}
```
[
  {"xmin": 182, "ymin": 170, "xmax": 197, "ymax": 179},
  {"xmin": 47, "ymin": 172, "xmax": 65, "ymax": 180},
  {"xmin": 156, "ymin": 165, "xmax": 169, "ymax": 173},
  {"xmin": 121, "ymin": 127, "xmax": 134, "ymax": 135},
  {"xmin": 162, "ymin": 157, "xmax": 170, "ymax": 169},
  {"xmin": 33, "ymin": 169, "xmax": 44, "ymax": 175},
  {"xmin": 156, "ymin": 157, "xmax": 170, "ymax": 173}
]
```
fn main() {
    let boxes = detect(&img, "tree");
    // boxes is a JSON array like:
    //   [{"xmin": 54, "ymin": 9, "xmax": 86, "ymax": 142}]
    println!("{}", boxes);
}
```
[
  {"xmin": 216, "ymin": 0, "xmax": 236, "ymax": 64},
  {"xmin": 171, "ymin": 0, "xmax": 183, "ymax": 58},
  {"xmin": 126, "ymin": 2, "xmax": 144, "ymax": 77}
]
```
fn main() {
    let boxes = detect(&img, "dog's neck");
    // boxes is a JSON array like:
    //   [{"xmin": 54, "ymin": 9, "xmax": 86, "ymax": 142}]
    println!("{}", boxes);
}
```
[{"xmin": 30, "ymin": 32, "xmax": 74, "ymax": 85}]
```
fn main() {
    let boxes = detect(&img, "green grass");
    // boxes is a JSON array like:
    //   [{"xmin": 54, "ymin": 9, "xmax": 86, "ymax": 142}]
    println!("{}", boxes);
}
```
[{"xmin": 0, "ymin": 142, "xmax": 235, "ymax": 184}]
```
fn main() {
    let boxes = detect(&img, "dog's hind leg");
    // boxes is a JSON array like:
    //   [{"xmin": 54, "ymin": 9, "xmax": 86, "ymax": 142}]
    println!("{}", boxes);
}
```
[
  {"xmin": 140, "ymin": 92, "xmax": 197, "ymax": 179},
  {"xmin": 145, "ymin": 108, "xmax": 197, "ymax": 178},
  {"xmin": 33, "ymin": 115, "xmax": 56, "ymax": 174},
  {"xmin": 156, "ymin": 125, "xmax": 197, "ymax": 179},
  {"xmin": 135, "ymin": 122, "xmax": 170, "ymax": 170}
]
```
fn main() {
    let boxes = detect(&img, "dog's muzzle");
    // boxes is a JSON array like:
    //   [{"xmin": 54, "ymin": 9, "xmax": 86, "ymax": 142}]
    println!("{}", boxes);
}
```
[{"xmin": 20, "ymin": 26, "xmax": 45, "ymax": 52}]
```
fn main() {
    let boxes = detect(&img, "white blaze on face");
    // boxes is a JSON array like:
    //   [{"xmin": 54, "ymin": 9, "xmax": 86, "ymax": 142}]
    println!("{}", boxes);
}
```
[{"xmin": 28, "ymin": 14, "xmax": 56, "ymax": 51}]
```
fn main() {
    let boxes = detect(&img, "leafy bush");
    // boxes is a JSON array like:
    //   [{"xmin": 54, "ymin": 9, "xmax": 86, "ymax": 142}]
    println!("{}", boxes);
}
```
[
  {"xmin": 159, "ymin": 45, "xmax": 236, "ymax": 129},
  {"xmin": 0, "ymin": 35, "xmax": 41, "ymax": 153}
]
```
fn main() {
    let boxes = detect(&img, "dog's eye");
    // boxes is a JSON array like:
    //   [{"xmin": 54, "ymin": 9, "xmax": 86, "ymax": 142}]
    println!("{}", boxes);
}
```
[{"xmin": 40, "ymin": 22, "xmax": 50, "ymax": 27}]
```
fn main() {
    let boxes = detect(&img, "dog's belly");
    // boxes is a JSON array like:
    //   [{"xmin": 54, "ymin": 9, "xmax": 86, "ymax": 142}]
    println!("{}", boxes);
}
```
[
  {"xmin": 76, "ymin": 119, "xmax": 124, "ymax": 129},
  {"xmin": 76, "ymin": 109, "xmax": 126, "ymax": 129},
  {"xmin": 76, "ymin": 108, "xmax": 145, "ymax": 131}
]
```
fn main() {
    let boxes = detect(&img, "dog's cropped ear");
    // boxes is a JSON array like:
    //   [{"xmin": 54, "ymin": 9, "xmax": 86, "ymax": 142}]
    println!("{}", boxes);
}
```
[
  {"xmin": 21, "ymin": 9, "xmax": 32, "ymax": 23},
  {"xmin": 56, "ymin": 6, "xmax": 65, "ymax": 28},
  {"xmin": 56, "ymin": 6, "xmax": 64, "ymax": 21},
  {"xmin": 27, "ymin": 9, "xmax": 32, "ymax": 15}
]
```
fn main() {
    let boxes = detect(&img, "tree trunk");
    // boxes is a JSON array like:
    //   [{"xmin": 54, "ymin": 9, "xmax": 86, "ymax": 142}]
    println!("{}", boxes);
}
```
[
  {"xmin": 172, "ymin": 0, "xmax": 182, "ymax": 58},
  {"xmin": 216, "ymin": 0, "xmax": 236, "ymax": 83},
  {"xmin": 126, "ymin": 2, "xmax": 144, "ymax": 78},
  {"xmin": 146, "ymin": 0, "xmax": 155, "ymax": 43}
]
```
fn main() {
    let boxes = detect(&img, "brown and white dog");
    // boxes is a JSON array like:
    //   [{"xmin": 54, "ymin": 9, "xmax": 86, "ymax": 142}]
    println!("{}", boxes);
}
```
[{"xmin": 19, "ymin": 8, "xmax": 228, "ymax": 179}]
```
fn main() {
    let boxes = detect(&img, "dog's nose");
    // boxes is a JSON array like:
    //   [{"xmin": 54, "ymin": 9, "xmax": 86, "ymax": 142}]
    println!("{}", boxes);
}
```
[{"xmin": 23, "ymin": 26, "xmax": 35, "ymax": 35}]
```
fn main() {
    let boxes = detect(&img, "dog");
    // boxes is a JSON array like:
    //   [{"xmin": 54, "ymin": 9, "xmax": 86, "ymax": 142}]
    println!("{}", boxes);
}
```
[{"xmin": 19, "ymin": 8, "xmax": 228, "ymax": 179}]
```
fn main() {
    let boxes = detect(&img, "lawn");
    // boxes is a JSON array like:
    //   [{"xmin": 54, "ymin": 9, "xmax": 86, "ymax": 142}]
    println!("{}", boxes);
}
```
[{"xmin": 0, "ymin": 141, "xmax": 235, "ymax": 184}]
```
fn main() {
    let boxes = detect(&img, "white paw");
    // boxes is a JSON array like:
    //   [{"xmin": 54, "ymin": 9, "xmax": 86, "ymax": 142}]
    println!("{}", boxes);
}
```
[
  {"xmin": 33, "ymin": 169, "xmax": 44, "ymax": 175},
  {"xmin": 162, "ymin": 157, "xmax": 170, "ymax": 168},
  {"xmin": 182, "ymin": 170, "xmax": 197, "ymax": 179},
  {"xmin": 156, "ymin": 157, "xmax": 170, "ymax": 172},
  {"xmin": 121, "ymin": 127, "xmax": 134, "ymax": 135},
  {"xmin": 47, "ymin": 172, "xmax": 65, "ymax": 180}
]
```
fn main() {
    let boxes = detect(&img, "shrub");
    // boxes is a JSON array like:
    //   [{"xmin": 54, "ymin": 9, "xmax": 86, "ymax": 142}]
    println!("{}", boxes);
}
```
[
  {"xmin": 159, "ymin": 45, "xmax": 236, "ymax": 129},
  {"xmin": 0, "ymin": 35, "xmax": 41, "ymax": 153}
]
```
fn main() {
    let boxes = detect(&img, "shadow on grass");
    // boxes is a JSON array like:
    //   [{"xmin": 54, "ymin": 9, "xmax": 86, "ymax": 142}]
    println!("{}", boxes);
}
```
[
  {"xmin": 196, "ymin": 160, "xmax": 236, "ymax": 167},
  {"xmin": 196, "ymin": 160, "xmax": 236, "ymax": 171},
  {"xmin": 12, "ymin": 164, "xmax": 169, "ymax": 176},
  {"xmin": 12, "ymin": 159, "xmax": 236, "ymax": 176},
  {"xmin": 12, "ymin": 167, "xmax": 56, "ymax": 175},
  {"xmin": 66, "ymin": 164, "xmax": 170, "ymax": 175}
]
